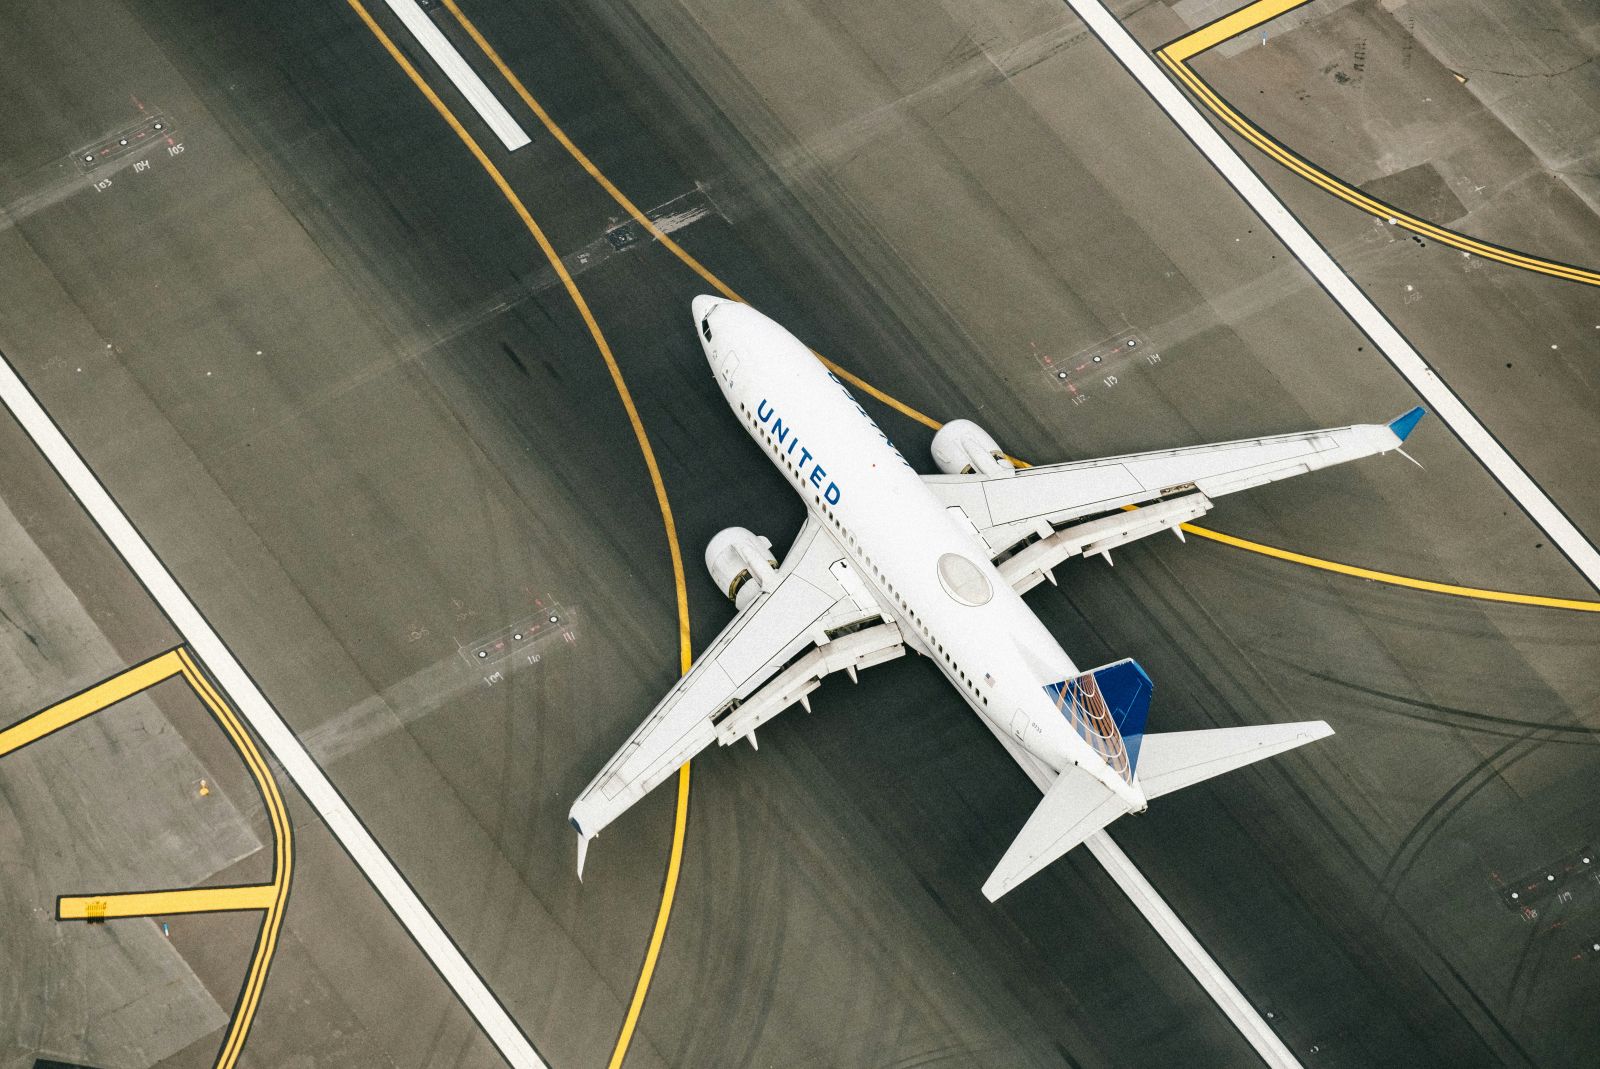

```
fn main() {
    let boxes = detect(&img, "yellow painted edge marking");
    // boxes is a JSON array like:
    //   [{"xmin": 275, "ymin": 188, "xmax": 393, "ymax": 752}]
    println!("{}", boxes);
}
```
[
  {"xmin": 347, "ymin": 0, "xmax": 690, "ymax": 672},
  {"xmin": 1155, "ymin": 17, "xmax": 1600, "ymax": 286},
  {"xmin": 59, "ymin": 884, "xmax": 278, "ymax": 919},
  {"xmin": 1160, "ymin": 54, "xmax": 1600, "ymax": 283},
  {"xmin": 0, "ymin": 646, "xmax": 293, "ymax": 1069},
  {"xmin": 346, "ymin": 7, "xmax": 700, "ymax": 1067},
  {"xmin": 0, "ymin": 649, "xmax": 183, "ymax": 759},
  {"xmin": 178, "ymin": 648, "xmax": 293, "ymax": 1069},
  {"xmin": 1164, "ymin": 0, "xmax": 1314, "ymax": 61}
]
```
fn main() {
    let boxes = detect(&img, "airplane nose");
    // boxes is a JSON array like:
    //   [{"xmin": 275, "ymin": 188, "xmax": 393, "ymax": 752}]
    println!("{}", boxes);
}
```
[{"xmin": 691, "ymin": 294, "xmax": 724, "ymax": 322}]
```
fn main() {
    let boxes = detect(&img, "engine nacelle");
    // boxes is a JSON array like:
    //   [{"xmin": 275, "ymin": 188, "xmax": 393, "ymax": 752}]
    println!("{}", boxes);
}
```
[
  {"xmin": 931, "ymin": 419, "xmax": 1014, "ymax": 476},
  {"xmin": 705, "ymin": 527, "xmax": 779, "ymax": 610}
]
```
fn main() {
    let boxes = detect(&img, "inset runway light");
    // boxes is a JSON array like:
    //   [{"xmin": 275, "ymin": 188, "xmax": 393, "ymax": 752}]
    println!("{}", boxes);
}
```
[
  {"xmin": 1547, "ymin": 874, "xmax": 1556, "ymax": 881},
  {"xmin": 118, "ymin": 138, "xmax": 128, "ymax": 146},
  {"xmin": 1056, "ymin": 371, "xmax": 1067, "ymax": 379},
  {"xmin": 1092, "ymin": 355, "xmax": 1102, "ymax": 363},
  {"xmin": 477, "ymin": 650, "xmax": 487, "ymax": 658},
  {"xmin": 1511, "ymin": 892, "xmax": 1519, "ymax": 899},
  {"xmin": 549, "ymin": 615, "xmax": 558, "ymax": 623},
  {"xmin": 513, "ymin": 633, "xmax": 523, "ymax": 641},
  {"xmin": 83, "ymin": 154, "xmax": 94, "ymax": 162},
  {"xmin": 153, "ymin": 122, "xmax": 164, "ymax": 130}
]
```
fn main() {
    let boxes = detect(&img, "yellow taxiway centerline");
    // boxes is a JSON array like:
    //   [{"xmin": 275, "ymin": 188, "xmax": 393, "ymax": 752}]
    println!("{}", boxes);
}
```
[
  {"xmin": 345, "ymin": 6, "xmax": 698, "ymax": 1067},
  {"xmin": 1156, "ymin": 5, "xmax": 1600, "ymax": 287}
]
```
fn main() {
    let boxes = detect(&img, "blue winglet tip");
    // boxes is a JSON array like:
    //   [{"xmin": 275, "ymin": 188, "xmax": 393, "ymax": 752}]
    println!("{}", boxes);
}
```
[{"xmin": 1388, "ymin": 406, "xmax": 1426, "ymax": 442}]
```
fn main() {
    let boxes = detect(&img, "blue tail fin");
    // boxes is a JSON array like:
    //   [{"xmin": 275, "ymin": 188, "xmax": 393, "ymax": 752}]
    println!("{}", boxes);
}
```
[{"xmin": 1043, "ymin": 658, "xmax": 1153, "ymax": 778}]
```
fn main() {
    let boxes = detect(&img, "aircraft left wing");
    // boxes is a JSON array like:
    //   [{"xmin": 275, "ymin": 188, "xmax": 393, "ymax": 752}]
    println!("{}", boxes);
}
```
[
  {"xmin": 568, "ymin": 516, "xmax": 901, "ymax": 873},
  {"xmin": 928, "ymin": 408, "xmax": 1423, "ymax": 591}
]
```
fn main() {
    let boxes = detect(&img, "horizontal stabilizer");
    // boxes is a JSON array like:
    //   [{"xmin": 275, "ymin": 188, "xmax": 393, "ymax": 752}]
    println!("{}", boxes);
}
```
[
  {"xmin": 1135, "ymin": 721, "xmax": 1333, "ymax": 800},
  {"xmin": 982, "ymin": 771, "xmax": 1130, "ymax": 902}
]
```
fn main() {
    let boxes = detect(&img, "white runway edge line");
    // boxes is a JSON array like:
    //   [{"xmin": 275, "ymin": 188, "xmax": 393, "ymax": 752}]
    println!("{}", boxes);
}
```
[
  {"xmin": 380, "ymin": 0, "xmax": 531, "ymax": 151},
  {"xmin": 1086, "ymin": 833, "xmax": 1302, "ymax": 1068},
  {"xmin": 0, "ymin": 352, "xmax": 546, "ymax": 1069},
  {"xmin": 1063, "ymin": 0, "xmax": 1600, "ymax": 593}
]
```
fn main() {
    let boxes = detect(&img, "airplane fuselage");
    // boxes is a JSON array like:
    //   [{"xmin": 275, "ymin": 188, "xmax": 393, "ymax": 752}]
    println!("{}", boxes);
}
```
[{"xmin": 694, "ymin": 297, "xmax": 1143, "ymax": 809}]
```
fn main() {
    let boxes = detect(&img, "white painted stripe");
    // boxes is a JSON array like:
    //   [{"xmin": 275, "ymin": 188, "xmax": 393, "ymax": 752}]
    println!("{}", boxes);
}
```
[
  {"xmin": 1087, "ymin": 833, "xmax": 1302, "ymax": 1068},
  {"xmin": 380, "ymin": 0, "xmax": 531, "ymax": 152},
  {"xmin": 0, "ymin": 352, "xmax": 547, "ymax": 1068},
  {"xmin": 1062, "ymin": 0, "xmax": 1600, "ymax": 591}
]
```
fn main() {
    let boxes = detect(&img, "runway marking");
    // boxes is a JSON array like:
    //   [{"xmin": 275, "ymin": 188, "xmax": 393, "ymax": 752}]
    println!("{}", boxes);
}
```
[
  {"xmin": 1, "ymin": 647, "xmax": 292, "ymax": 1069},
  {"xmin": 348, "ymin": 4, "xmax": 697, "ymax": 1067},
  {"xmin": 1156, "ymin": 0, "xmax": 1600, "ymax": 288},
  {"xmin": 376, "ymin": 0, "xmax": 530, "ymax": 151},
  {"xmin": 443, "ymin": 0, "xmax": 1600, "ymax": 617}
]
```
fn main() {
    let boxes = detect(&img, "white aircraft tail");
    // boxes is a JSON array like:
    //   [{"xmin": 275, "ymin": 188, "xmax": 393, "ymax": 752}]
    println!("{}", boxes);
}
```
[
  {"xmin": 983, "ymin": 663, "xmax": 1330, "ymax": 903},
  {"xmin": 1134, "ymin": 721, "xmax": 1333, "ymax": 800}
]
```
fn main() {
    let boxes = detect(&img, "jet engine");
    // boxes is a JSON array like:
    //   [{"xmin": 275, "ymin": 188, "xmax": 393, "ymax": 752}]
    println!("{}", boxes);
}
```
[
  {"xmin": 931, "ymin": 419, "xmax": 1014, "ymax": 476},
  {"xmin": 705, "ymin": 527, "xmax": 779, "ymax": 610}
]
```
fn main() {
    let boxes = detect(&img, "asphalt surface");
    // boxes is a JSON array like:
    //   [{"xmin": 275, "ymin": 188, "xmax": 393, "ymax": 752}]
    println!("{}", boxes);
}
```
[{"xmin": 0, "ymin": 0, "xmax": 1596, "ymax": 1066}]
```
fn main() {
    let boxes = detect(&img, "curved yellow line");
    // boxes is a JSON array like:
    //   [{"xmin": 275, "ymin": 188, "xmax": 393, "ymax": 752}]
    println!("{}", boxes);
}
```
[
  {"xmin": 348, "ymin": 6, "xmax": 699, "ymax": 1066},
  {"xmin": 5, "ymin": 647, "xmax": 294, "ymax": 1069},
  {"xmin": 1153, "ymin": 49, "xmax": 1600, "ymax": 286},
  {"xmin": 177, "ymin": 648, "xmax": 293, "ymax": 1069},
  {"xmin": 1175, "ymin": 523, "xmax": 1600, "ymax": 611}
]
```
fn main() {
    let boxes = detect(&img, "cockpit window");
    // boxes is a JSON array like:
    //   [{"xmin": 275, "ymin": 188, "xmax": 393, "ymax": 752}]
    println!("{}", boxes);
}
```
[{"xmin": 701, "ymin": 318, "xmax": 712, "ymax": 342}]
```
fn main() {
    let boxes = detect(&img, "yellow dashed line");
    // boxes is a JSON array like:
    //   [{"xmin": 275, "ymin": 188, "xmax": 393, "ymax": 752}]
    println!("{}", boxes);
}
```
[
  {"xmin": 1156, "ymin": 4, "xmax": 1600, "ymax": 287},
  {"xmin": 4, "ymin": 648, "xmax": 293, "ymax": 1069}
]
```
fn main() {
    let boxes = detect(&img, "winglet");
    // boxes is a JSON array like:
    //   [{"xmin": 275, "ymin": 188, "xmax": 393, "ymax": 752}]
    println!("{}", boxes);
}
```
[
  {"xmin": 571, "ymin": 817, "xmax": 590, "ymax": 881},
  {"xmin": 1388, "ymin": 406, "xmax": 1426, "ymax": 443}
]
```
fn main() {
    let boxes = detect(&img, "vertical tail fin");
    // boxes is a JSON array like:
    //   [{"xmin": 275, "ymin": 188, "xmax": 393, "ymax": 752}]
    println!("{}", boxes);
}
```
[{"xmin": 1043, "ymin": 658, "xmax": 1153, "ymax": 781}]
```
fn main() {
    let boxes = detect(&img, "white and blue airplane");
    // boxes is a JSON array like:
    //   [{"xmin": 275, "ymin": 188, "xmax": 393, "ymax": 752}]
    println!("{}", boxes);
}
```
[{"xmin": 571, "ymin": 296, "xmax": 1425, "ymax": 900}]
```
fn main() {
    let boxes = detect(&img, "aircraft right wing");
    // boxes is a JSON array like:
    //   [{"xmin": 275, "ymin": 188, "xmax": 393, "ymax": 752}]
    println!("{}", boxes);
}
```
[{"xmin": 927, "ymin": 408, "xmax": 1424, "ymax": 592}]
